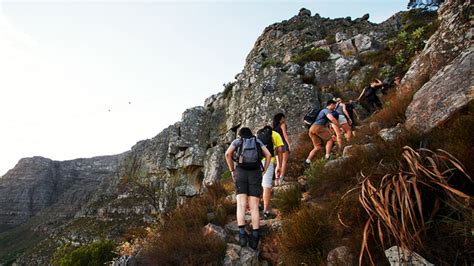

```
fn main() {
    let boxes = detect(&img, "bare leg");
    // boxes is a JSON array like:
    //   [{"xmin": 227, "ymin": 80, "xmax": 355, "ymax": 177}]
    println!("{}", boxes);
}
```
[
  {"xmin": 248, "ymin": 196, "xmax": 260, "ymax": 229},
  {"xmin": 307, "ymin": 128, "xmax": 322, "ymax": 161},
  {"xmin": 262, "ymin": 187, "xmax": 271, "ymax": 212},
  {"xmin": 331, "ymin": 123, "xmax": 343, "ymax": 152},
  {"xmin": 281, "ymin": 151, "xmax": 289, "ymax": 178},
  {"xmin": 325, "ymin": 139, "xmax": 334, "ymax": 158},
  {"xmin": 342, "ymin": 123, "xmax": 352, "ymax": 142},
  {"xmin": 236, "ymin": 194, "xmax": 248, "ymax": 226}
]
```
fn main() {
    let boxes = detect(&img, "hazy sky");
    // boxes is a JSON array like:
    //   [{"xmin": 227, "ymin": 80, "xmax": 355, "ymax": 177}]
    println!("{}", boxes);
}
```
[{"xmin": 0, "ymin": 0, "xmax": 406, "ymax": 176}]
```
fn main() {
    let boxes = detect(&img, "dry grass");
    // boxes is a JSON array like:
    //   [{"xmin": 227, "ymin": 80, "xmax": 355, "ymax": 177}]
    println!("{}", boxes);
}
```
[
  {"xmin": 278, "ymin": 206, "xmax": 333, "ymax": 265},
  {"xmin": 138, "ymin": 184, "xmax": 229, "ymax": 265},
  {"xmin": 358, "ymin": 147, "xmax": 472, "ymax": 265},
  {"xmin": 274, "ymin": 185, "xmax": 302, "ymax": 215},
  {"xmin": 286, "ymin": 132, "xmax": 314, "ymax": 178},
  {"xmin": 369, "ymin": 88, "xmax": 415, "ymax": 127}
]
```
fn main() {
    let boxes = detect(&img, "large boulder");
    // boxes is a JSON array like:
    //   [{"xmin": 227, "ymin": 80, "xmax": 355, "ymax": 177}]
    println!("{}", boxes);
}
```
[
  {"xmin": 405, "ymin": 50, "xmax": 473, "ymax": 134},
  {"xmin": 327, "ymin": 246, "xmax": 355, "ymax": 266},
  {"xmin": 400, "ymin": 0, "xmax": 470, "ymax": 93},
  {"xmin": 385, "ymin": 246, "xmax": 433, "ymax": 266}
]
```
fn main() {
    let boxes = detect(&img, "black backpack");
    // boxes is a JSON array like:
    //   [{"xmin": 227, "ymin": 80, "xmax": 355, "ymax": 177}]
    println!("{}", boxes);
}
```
[
  {"xmin": 303, "ymin": 107, "xmax": 322, "ymax": 127},
  {"xmin": 257, "ymin": 127, "xmax": 274, "ymax": 157},
  {"xmin": 233, "ymin": 136, "xmax": 262, "ymax": 170},
  {"xmin": 345, "ymin": 103, "xmax": 354, "ymax": 120}
]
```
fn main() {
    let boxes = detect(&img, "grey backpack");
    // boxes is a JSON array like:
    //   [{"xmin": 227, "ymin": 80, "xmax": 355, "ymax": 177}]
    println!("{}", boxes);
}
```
[{"xmin": 233, "ymin": 137, "xmax": 262, "ymax": 170}]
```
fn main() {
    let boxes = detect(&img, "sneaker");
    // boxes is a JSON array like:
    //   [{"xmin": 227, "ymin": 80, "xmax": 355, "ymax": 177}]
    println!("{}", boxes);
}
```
[
  {"xmin": 303, "ymin": 161, "xmax": 310, "ymax": 169},
  {"xmin": 263, "ymin": 211, "xmax": 276, "ymax": 220},
  {"xmin": 249, "ymin": 235, "xmax": 260, "ymax": 250},
  {"xmin": 239, "ymin": 233, "xmax": 248, "ymax": 247}
]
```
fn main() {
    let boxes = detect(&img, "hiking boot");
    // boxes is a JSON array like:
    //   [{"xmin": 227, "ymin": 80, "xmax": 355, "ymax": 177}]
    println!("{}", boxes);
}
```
[
  {"xmin": 263, "ymin": 211, "xmax": 276, "ymax": 220},
  {"xmin": 239, "ymin": 233, "xmax": 248, "ymax": 247},
  {"xmin": 249, "ymin": 235, "xmax": 260, "ymax": 250}
]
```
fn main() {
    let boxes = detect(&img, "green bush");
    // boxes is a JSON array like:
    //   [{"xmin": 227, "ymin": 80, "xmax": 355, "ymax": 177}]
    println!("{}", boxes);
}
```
[
  {"xmin": 52, "ymin": 240, "xmax": 115, "ymax": 266},
  {"xmin": 274, "ymin": 185, "xmax": 302, "ymax": 214},
  {"xmin": 261, "ymin": 58, "xmax": 283, "ymax": 69},
  {"xmin": 291, "ymin": 47, "xmax": 330, "ymax": 65},
  {"xmin": 278, "ymin": 206, "xmax": 333, "ymax": 264}
]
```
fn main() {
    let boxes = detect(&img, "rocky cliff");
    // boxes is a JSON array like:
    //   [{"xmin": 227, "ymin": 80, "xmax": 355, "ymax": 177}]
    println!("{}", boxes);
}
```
[
  {"xmin": 1, "ymin": 1, "xmax": 472, "ymax": 264},
  {"xmin": 0, "ymin": 155, "xmax": 125, "ymax": 233}
]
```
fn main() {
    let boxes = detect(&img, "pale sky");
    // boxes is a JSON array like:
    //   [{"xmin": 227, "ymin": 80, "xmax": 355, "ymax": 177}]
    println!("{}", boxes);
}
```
[{"xmin": 0, "ymin": 0, "xmax": 406, "ymax": 176}]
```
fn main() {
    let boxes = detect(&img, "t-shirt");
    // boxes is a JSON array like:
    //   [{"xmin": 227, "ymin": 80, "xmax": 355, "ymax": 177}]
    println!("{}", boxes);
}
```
[
  {"xmin": 262, "ymin": 131, "xmax": 284, "ymax": 163},
  {"xmin": 313, "ymin": 109, "xmax": 331, "ymax": 126}
]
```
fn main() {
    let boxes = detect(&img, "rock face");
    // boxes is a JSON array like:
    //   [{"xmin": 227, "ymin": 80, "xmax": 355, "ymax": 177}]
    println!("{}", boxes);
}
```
[
  {"xmin": 0, "ymin": 154, "xmax": 124, "ymax": 233},
  {"xmin": 1, "ymin": 2, "xmax": 468, "ymax": 263},
  {"xmin": 400, "ymin": 0, "xmax": 470, "ymax": 92},
  {"xmin": 406, "ymin": 50, "xmax": 473, "ymax": 134}
]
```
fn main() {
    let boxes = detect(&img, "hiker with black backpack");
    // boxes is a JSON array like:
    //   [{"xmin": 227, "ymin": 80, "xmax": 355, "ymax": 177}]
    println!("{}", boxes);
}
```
[
  {"xmin": 225, "ymin": 127, "xmax": 272, "ymax": 250},
  {"xmin": 357, "ymin": 78, "xmax": 384, "ymax": 114},
  {"xmin": 304, "ymin": 99, "xmax": 340, "ymax": 168},
  {"xmin": 257, "ymin": 125, "xmax": 284, "ymax": 220}
]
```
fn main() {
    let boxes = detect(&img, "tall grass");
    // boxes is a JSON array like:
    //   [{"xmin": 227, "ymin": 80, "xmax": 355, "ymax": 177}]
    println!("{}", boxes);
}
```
[{"xmin": 358, "ymin": 147, "xmax": 472, "ymax": 265}]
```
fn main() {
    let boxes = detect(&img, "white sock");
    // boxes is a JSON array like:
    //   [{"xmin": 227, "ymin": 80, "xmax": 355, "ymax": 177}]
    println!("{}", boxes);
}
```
[{"xmin": 305, "ymin": 159, "xmax": 311, "ymax": 163}]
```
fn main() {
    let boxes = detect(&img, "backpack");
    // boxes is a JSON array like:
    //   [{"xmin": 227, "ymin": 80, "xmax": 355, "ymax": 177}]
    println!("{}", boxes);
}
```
[
  {"xmin": 233, "ymin": 136, "xmax": 262, "ymax": 170},
  {"xmin": 345, "ymin": 103, "xmax": 354, "ymax": 120},
  {"xmin": 257, "ymin": 127, "xmax": 274, "ymax": 157},
  {"xmin": 303, "ymin": 107, "xmax": 322, "ymax": 127}
]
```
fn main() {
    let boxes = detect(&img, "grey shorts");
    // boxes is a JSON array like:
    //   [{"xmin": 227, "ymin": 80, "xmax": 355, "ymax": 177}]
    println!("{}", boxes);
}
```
[
  {"xmin": 261, "ymin": 160, "xmax": 275, "ymax": 188},
  {"xmin": 338, "ymin": 115, "xmax": 348, "ymax": 125},
  {"xmin": 234, "ymin": 167, "xmax": 263, "ymax": 197}
]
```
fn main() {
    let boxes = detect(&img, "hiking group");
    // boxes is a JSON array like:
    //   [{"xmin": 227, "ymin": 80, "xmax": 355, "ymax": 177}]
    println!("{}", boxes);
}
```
[
  {"xmin": 225, "ymin": 113, "xmax": 291, "ymax": 250},
  {"xmin": 224, "ymin": 77, "xmax": 395, "ymax": 250}
]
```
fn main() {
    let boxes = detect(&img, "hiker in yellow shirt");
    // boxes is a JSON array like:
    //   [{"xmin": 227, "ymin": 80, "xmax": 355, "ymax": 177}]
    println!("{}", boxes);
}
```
[{"xmin": 257, "ymin": 126, "xmax": 284, "ymax": 219}]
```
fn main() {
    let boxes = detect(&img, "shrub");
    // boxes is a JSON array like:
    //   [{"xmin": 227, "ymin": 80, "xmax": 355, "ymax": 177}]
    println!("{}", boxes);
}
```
[
  {"xmin": 359, "ymin": 50, "xmax": 395, "ymax": 67},
  {"xmin": 278, "ymin": 206, "xmax": 333, "ymax": 265},
  {"xmin": 139, "ymin": 191, "xmax": 227, "ymax": 265},
  {"xmin": 286, "ymin": 132, "xmax": 313, "ymax": 178},
  {"xmin": 261, "ymin": 58, "xmax": 283, "ymax": 69},
  {"xmin": 370, "ymin": 87, "xmax": 415, "ymax": 127},
  {"xmin": 274, "ymin": 185, "xmax": 302, "ymax": 215},
  {"xmin": 291, "ymin": 47, "xmax": 330, "ymax": 65},
  {"xmin": 52, "ymin": 240, "xmax": 115, "ymax": 266},
  {"xmin": 358, "ymin": 147, "xmax": 473, "ymax": 265}
]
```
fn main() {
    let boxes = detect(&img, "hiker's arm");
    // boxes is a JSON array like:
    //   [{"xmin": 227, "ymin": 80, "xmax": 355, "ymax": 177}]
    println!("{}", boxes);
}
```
[
  {"xmin": 225, "ymin": 145, "xmax": 236, "ymax": 181},
  {"xmin": 342, "ymin": 104, "xmax": 352, "ymax": 125},
  {"xmin": 327, "ymin": 113, "xmax": 340, "ymax": 127},
  {"xmin": 357, "ymin": 88, "xmax": 365, "ymax": 101},
  {"xmin": 281, "ymin": 123, "xmax": 291, "ymax": 150},
  {"xmin": 261, "ymin": 146, "xmax": 272, "ymax": 174},
  {"xmin": 375, "ymin": 79, "xmax": 383, "ymax": 86}
]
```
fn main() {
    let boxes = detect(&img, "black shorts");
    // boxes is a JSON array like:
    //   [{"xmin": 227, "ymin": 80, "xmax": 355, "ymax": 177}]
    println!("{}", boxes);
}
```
[{"xmin": 234, "ymin": 167, "xmax": 262, "ymax": 197}]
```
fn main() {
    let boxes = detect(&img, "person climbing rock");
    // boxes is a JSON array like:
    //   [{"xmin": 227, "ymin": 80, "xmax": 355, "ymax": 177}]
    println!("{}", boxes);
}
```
[
  {"xmin": 331, "ymin": 97, "xmax": 353, "ymax": 152},
  {"xmin": 225, "ymin": 127, "xmax": 271, "ymax": 250},
  {"xmin": 257, "ymin": 125, "xmax": 283, "ymax": 220},
  {"xmin": 304, "ymin": 99, "xmax": 340, "ymax": 168},
  {"xmin": 357, "ymin": 78, "xmax": 384, "ymax": 114},
  {"xmin": 272, "ymin": 113, "xmax": 291, "ymax": 185}
]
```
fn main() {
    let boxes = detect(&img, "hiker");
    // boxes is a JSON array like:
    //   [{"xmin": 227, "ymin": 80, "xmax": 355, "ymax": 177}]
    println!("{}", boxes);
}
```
[
  {"xmin": 331, "ymin": 98, "xmax": 353, "ymax": 151},
  {"xmin": 304, "ymin": 99, "xmax": 340, "ymax": 168},
  {"xmin": 257, "ymin": 125, "xmax": 284, "ymax": 220},
  {"xmin": 273, "ymin": 113, "xmax": 290, "ymax": 184},
  {"xmin": 225, "ymin": 127, "xmax": 271, "ymax": 250},
  {"xmin": 345, "ymin": 99, "xmax": 359, "ymax": 130},
  {"xmin": 357, "ymin": 79, "xmax": 384, "ymax": 114}
]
